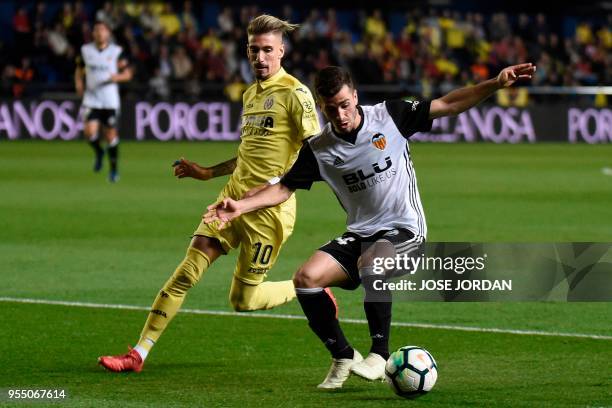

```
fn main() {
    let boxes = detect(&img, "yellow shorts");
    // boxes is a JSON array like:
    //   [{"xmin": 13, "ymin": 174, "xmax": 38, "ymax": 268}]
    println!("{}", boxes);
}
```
[{"xmin": 194, "ymin": 186, "xmax": 296, "ymax": 285}]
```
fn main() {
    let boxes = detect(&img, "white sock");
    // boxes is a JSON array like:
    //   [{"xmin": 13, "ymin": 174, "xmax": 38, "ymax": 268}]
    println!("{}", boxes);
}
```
[
  {"xmin": 133, "ymin": 338, "xmax": 154, "ymax": 361},
  {"xmin": 133, "ymin": 345, "xmax": 148, "ymax": 361}
]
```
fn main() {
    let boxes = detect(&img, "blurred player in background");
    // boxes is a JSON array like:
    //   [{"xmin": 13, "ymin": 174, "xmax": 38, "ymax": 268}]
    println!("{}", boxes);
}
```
[
  {"xmin": 205, "ymin": 63, "xmax": 535, "ymax": 388},
  {"xmin": 75, "ymin": 21, "xmax": 132, "ymax": 183},
  {"xmin": 98, "ymin": 15, "xmax": 320, "ymax": 372}
]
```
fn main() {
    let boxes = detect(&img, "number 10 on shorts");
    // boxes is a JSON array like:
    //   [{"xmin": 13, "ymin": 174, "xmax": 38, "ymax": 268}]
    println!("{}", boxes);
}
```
[{"xmin": 252, "ymin": 242, "xmax": 273, "ymax": 265}]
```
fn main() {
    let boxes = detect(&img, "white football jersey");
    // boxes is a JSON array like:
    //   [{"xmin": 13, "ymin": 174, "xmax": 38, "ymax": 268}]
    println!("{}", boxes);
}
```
[
  {"xmin": 80, "ymin": 42, "xmax": 125, "ymax": 109},
  {"xmin": 281, "ymin": 100, "xmax": 432, "ymax": 238}
]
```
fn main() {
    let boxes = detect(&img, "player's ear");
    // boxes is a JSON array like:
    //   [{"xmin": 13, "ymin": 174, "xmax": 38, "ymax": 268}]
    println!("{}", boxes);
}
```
[
  {"xmin": 353, "ymin": 88, "xmax": 358, "ymax": 105},
  {"xmin": 278, "ymin": 41, "xmax": 285, "ymax": 60}
]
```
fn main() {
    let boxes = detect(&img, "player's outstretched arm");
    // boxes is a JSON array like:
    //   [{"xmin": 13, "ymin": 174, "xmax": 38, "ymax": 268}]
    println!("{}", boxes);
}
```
[
  {"xmin": 242, "ymin": 176, "xmax": 283, "ymax": 199},
  {"xmin": 203, "ymin": 183, "xmax": 294, "ymax": 229},
  {"xmin": 429, "ymin": 63, "xmax": 536, "ymax": 119},
  {"xmin": 173, "ymin": 157, "xmax": 237, "ymax": 181}
]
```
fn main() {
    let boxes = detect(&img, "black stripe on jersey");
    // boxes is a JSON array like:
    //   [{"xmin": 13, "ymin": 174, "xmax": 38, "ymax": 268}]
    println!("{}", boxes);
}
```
[
  {"xmin": 402, "ymin": 144, "xmax": 425, "ymax": 236},
  {"xmin": 406, "ymin": 150, "xmax": 425, "ymax": 236},
  {"xmin": 406, "ymin": 148, "xmax": 426, "ymax": 236},
  {"xmin": 401, "ymin": 147, "xmax": 420, "ymax": 235}
]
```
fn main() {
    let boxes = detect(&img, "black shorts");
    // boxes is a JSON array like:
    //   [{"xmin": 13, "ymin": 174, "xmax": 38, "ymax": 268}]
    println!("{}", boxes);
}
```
[
  {"xmin": 84, "ymin": 108, "xmax": 119, "ymax": 128},
  {"xmin": 319, "ymin": 228, "xmax": 424, "ymax": 290}
]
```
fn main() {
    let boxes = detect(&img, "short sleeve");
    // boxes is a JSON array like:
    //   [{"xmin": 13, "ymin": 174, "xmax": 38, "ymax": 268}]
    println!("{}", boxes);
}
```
[
  {"xmin": 280, "ymin": 141, "xmax": 322, "ymax": 190},
  {"xmin": 289, "ymin": 86, "xmax": 321, "ymax": 141},
  {"xmin": 385, "ymin": 100, "xmax": 433, "ymax": 138},
  {"xmin": 118, "ymin": 47, "xmax": 130, "ymax": 66}
]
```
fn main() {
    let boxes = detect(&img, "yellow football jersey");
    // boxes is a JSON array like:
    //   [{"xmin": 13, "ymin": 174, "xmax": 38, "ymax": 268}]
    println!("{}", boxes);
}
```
[{"xmin": 227, "ymin": 67, "xmax": 320, "ymax": 197}]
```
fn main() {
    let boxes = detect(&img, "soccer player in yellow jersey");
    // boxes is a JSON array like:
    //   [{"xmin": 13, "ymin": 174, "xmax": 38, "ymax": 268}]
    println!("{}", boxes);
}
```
[{"xmin": 98, "ymin": 15, "xmax": 321, "ymax": 372}]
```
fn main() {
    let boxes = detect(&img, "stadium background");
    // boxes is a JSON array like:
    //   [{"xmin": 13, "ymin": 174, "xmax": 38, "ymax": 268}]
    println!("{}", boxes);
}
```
[
  {"xmin": 1, "ymin": 0, "xmax": 611, "ymax": 407},
  {"xmin": 1, "ymin": 0, "xmax": 610, "ymax": 143}
]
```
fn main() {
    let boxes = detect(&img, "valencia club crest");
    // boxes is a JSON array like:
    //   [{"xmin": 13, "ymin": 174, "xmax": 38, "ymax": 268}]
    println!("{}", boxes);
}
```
[{"xmin": 371, "ymin": 133, "xmax": 387, "ymax": 150}]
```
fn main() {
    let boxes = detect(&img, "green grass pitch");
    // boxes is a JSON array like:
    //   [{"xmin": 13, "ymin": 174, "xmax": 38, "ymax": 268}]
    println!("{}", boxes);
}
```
[{"xmin": 1, "ymin": 141, "xmax": 611, "ymax": 407}]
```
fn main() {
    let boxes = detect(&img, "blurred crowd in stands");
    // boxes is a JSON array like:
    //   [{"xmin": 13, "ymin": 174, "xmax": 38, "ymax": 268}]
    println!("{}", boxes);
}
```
[{"xmin": 2, "ymin": 1, "xmax": 611, "ymax": 102}]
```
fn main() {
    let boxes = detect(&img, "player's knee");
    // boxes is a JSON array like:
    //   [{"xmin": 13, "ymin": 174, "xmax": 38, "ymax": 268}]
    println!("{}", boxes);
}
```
[
  {"xmin": 230, "ymin": 297, "xmax": 257, "ymax": 312},
  {"xmin": 84, "ymin": 128, "xmax": 96, "ymax": 139},
  {"xmin": 293, "ymin": 266, "xmax": 320, "ymax": 288},
  {"xmin": 165, "ymin": 248, "xmax": 210, "ymax": 295},
  {"xmin": 357, "ymin": 256, "xmax": 373, "ymax": 271},
  {"xmin": 229, "ymin": 284, "xmax": 259, "ymax": 312},
  {"xmin": 180, "ymin": 257, "xmax": 202, "ymax": 286}
]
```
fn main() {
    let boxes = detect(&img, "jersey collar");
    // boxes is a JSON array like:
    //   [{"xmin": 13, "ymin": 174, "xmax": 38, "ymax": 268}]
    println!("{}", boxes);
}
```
[
  {"xmin": 257, "ymin": 67, "xmax": 286, "ymax": 90},
  {"xmin": 95, "ymin": 42, "xmax": 110, "ymax": 52},
  {"xmin": 331, "ymin": 105, "xmax": 365, "ymax": 145}
]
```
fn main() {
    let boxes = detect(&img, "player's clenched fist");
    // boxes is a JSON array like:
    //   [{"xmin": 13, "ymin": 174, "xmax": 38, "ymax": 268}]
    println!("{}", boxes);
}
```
[{"xmin": 172, "ymin": 158, "xmax": 213, "ymax": 180}]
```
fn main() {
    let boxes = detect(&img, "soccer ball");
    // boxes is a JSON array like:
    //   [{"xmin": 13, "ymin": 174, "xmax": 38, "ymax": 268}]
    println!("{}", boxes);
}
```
[{"xmin": 384, "ymin": 346, "xmax": 438, "ymax": 398}]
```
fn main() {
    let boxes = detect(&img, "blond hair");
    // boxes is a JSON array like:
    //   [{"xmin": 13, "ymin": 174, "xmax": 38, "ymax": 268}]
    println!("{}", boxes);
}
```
[{"xmin": 247, "ymin": 14, "xmax": 299, "ymax": 37}]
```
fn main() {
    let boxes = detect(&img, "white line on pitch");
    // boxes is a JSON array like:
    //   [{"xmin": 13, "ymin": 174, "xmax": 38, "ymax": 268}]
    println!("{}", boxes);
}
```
[{"xmin": 1, "ymin": 296, "xmax": 611, "ymax": 341}]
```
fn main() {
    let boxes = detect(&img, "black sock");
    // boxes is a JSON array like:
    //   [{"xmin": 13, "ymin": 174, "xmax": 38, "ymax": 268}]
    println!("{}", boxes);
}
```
[
  {"xmin": 296, "ymin": 288, "xmax": 353, "ymax": 359},
  {"xmin": 362, "ymin": 275, "xmax": 392, "ymax": 360},
  {"xmin": 107, "ymin": 143, "xmax": 119, "ymax": 172},
  {"xmin": 89, "ymin": 138, "xmax": 104, "ymax": 158}
]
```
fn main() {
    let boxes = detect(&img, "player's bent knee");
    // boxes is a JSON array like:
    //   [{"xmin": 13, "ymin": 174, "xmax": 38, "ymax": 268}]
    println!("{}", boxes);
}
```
[
  {"xmin": 293, "ymin": 267, "xmax": 320, "ymax": 288},
  {"xmin": 230, "ymin": 296, "xmax": 257, "ymax": 312},
  {"xmin": 164, "ymin": 247, "xmax": 211, "ymax": 295},
  {"xmin": 229, "ymin": 282, "xmax": 259, "ymax": 312}
]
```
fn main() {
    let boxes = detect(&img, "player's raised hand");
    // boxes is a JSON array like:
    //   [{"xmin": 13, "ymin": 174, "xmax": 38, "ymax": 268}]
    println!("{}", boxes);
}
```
[
  {"xmin": 496, "ymin": 63, "xmax": 536, "ymax": 88},
  {"xmin": 172, "ymin": 158, "xmax": 213, "ymax": 180},
  {"xmin": 203, "ymin": 198, "xmax": 242, "ymax": 229}
]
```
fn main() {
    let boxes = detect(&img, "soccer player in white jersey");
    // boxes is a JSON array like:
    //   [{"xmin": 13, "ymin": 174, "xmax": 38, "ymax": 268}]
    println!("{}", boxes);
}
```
[
  {"xmin": 75, "ymin": 21, "xmax": 132, "ymax": 183},
  {"xmin": 205, "ymin": 63, "xmax": 535, "ymax": 389}
]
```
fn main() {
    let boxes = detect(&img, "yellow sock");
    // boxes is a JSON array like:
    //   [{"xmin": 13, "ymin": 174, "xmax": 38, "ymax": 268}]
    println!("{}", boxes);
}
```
[
  {"xmin": 229, "ymin": 277, "xmax": 296, "ymax": 312},
  {"xmin": 137, "ymin": 246, "xmax": 211, "ymax": 352}
]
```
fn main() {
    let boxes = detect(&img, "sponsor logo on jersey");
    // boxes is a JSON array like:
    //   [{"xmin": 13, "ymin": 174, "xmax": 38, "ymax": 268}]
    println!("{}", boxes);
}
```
[
  {"xmin": 88, "ymin": 64, "xmax": 110, "ymax": 72},
  {"xmin": 241, "ymin": 114, "xmax": 275, "ymax": 136},
  {"xmin": 333, "ymin": 155, "xmax": 345, "ymax": 166},
  {"xmin": 371, "ymin": 133, "xmax": 387, "ymax": 150},
  {"xmin": 264, "ymin": 97, "xmax": 274, "ymax": 110},
  {"xmin": 341, "ymin": 156, "xmax": 396, "ymax": 193}
]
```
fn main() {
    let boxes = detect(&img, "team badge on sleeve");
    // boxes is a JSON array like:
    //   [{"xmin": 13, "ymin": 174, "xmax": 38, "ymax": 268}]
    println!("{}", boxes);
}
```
[{"xmin": 371, "ymin": 133, "xmax": 387, "ymax": 150}]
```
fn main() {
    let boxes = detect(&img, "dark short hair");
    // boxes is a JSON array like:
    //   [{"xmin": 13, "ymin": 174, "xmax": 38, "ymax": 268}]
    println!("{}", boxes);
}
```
[
  {"xmin": 314, "ymin": 66, "xmax": 354, "ymax": 99},
  {"xmin": 93, "ymin": 20, "xmax": 110, "ymax": 30}
]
